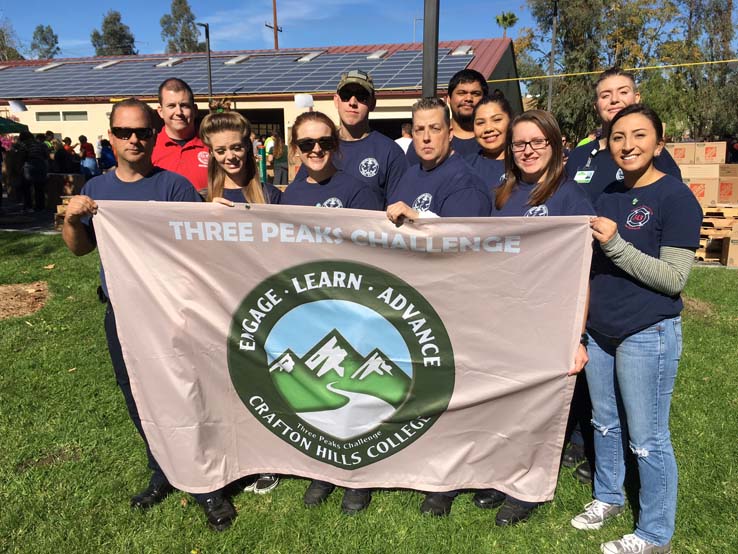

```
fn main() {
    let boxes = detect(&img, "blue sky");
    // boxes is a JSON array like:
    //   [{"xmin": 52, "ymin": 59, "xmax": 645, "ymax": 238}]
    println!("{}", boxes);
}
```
[{"xmin": 1, "ymin": 0, "xmax": 535, "ymax": 58}]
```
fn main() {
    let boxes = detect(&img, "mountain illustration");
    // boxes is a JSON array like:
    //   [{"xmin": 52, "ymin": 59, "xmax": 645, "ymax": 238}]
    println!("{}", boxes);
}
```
[{"xmin": 269, "ymin": 329, "xmax": 411, "ymax": 413}]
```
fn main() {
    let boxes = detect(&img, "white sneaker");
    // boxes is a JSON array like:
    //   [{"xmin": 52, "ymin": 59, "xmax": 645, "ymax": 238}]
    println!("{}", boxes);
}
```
[
  {"xmin": 253, "ymin": 474, "xmax": 280, "ymax": 494},
  {"xmin": 601, "ymin": 534, "xmax": 671, "ymax": 554},
  {"xmin": 571, "ymin": 500, "xmax": 624, "ymax": 530}
]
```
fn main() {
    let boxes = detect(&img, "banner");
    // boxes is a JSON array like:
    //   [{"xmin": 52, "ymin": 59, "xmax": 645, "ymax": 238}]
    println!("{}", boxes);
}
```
[{"xmin": 93, "ymin": 201, "xmax": 592, "ymax": 502}]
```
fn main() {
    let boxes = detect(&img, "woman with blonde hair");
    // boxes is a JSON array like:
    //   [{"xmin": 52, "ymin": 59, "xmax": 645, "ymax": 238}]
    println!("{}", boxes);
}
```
[{"xmin": 199, "ymin": 111, "xmax": 281, "ymax": 205}]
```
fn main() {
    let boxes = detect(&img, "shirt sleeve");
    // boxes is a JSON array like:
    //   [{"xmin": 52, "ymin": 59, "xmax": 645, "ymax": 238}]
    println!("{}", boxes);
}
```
[
  {"xmin": 660, "ymin": 187, "xmax": 702, "ymax": 248},
  {"xmin": 438, "ymin": 186, "xmax": 491, "ymax": 217},
  {"xmin": 383, "ymin": 143, "xmax": 410, "ymax": 204},
  {"xmin": 566, "ymin": 182, "xmax": 597, "ymax": 216},
  {"xmin": 348, "ymin": 186, "xmax": 382, "ymax": 211}
]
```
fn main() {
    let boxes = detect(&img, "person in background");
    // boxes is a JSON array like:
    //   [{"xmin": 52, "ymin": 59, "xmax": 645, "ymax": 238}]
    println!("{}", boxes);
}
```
[
  {"xmin": 266, "ymin": 130, "xmax": 289, "ymax": 187},
  {"xmin": 571, "ymin": 104, "xmax": 701, "ymax": 554},
  {"xmin": 406, "ymin": 69, "xmax": 489, "ymax": 165},
  {"xmin": 78, "ymin": 135, "xmax": 99, "ymax": 180},
  {"xmin": 63, "ymin": 137, "xmax": 79, "ymax": 157},
  {"xmin": 17, "ymin": 131, "xmax": 49, "ymax": 211},
  {"xmin": 465, "ymin": 92, "xmax": 512, "ymax": 190},
  {"xmin": 98, "ymin": 139, "xmax": 117, "ymax": 172},
  {"xmin": 152, "ymin": 78, "xmax": 210, "ymax": 193},
  {"xmin": 394, "ymin": 123, "xmax": 413, "ymax": 153},
  {"xmin": 61, "ymin": 98, "xmax": 238, "ymax": 532}
]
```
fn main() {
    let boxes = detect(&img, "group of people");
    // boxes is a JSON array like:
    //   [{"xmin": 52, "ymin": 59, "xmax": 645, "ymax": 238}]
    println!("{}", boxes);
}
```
[{"xmin": 62, "ymin": 67, "xmax": 701, "ymax": 554}]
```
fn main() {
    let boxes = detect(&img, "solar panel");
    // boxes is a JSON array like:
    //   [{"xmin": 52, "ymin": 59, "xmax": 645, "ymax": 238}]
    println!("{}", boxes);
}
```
[{"xmin": 0, "ymin": 48, "xmax": 472, "ymax": 99}]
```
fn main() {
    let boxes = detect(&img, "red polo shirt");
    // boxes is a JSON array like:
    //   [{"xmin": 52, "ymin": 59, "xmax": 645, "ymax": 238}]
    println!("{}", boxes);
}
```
[{"xmin": 152, "ymin": 131, "xmax": 209, "ymax": 192}]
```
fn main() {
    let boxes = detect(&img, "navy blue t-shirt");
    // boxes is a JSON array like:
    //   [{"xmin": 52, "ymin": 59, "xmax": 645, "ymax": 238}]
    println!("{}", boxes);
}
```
[
  {"xmin": 221, "ymin": 183, "xmax": 282, "ymax": 204},
  {"xmin": 387, "ymin": 153, "xmax": 492, "ymax": 217},
  {"xmin": 465, "ymin": 152, "xmax": 506, "ymax": 190},
  {"xmin": 491, "ymin": 179, "xmax": 595, "ymax": 217},
  {"xmin": 81, "ymin": 167, "xmax": 202, "ymax": 295},
  {"xmin": 588, "ymin": 174, "xmax": 702, "ymax": 339},
  {"xmin": 296, "ymin": 131, "xmax": 407, "ymax": 206},
  {"xmin": 566, "ymin": 140, "xmax": 682, "ymax": 202},
  {"xmin": 281, "ymin": 170, "xmax": 381, "ymax": 210},
  {"xmin": 406, "ymin": 135, "xmax": 479, "ymax": 166}
]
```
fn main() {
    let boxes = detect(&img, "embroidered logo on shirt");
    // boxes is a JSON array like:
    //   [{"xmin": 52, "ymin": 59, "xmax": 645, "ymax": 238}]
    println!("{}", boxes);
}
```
[
  {"xmin": 616, "ymin": 168, "xmax": 624, "ymax": 181},
  {"xmin": 359, "ymin": 157, "xmax": 379, "ymax": 178},
  {"xmin": 321, "ymin": 197, "xmax": 344, "ymax": 208},
  {"xmin": 625, "ymin": 206, "xmax": 653, "ymax": 229},
  {"xmin": 197, "ymin": 151, "xmax": 210, "ymax": 167},
  {"xmin": 524, "ymin": 204, "xmax": 549, "ymax": 217},
  {"xmin": 412, "ymin": 193, "xmax": 433, "ymax": 212}
]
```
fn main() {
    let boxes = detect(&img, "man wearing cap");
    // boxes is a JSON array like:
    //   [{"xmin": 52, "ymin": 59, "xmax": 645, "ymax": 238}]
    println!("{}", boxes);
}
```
[
  {"xmin": 332, "ymin": 70, "xmax": 408, "ymax": 205},
  {"xmin": 407, "ymin": 69, "xmax": 489, "ymax": 165},
  {"xmin": 152, "ymin": 78, "xmax": 209, "ymax": 193}
]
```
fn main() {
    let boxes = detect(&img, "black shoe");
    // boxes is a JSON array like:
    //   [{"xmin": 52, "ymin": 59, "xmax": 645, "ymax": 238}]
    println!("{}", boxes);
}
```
[
  {"xmin": 341, "ymin": 488, "xmax": 371, "ymax": 514},
  {"xmin": 303, "ymin": 480, "xmax": 335, "ymax": 507},
  {"xmin": 562, "ymin": 442, "xmax": 586, "ymax": 468},
  {"xmin": 574, "ymin": 460, "xmax": 593, "ymax": 484},
  {"xmin": 472, "ymin": 489, "xmax": 506, "ymax": 510},
  {"xmin": 201, "ymin": 495, "xmax": 237, "ymax": 532},
  {"xmin": 495, "ymin": 499, "xmax": 538, "ymax": 526},
  {"xmin": 420, "ymin": 493, "xmax": 454, "ymax": 517},
  {"xmin": 130, "ymin": 482, "xmax": 173, "ymax": 510}
]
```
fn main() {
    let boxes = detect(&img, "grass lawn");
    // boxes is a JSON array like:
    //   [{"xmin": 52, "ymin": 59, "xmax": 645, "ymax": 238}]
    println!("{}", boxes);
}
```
[{"xmin": 1, "ymin": 232, "xmax": 737, "ymax": 553}]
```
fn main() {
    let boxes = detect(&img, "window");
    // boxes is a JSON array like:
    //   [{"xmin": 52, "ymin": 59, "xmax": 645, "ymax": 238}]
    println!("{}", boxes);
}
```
[
  {"xmin": 62, "ymin": 111, "xmax": 88, "ymax": 121},
  {"xmin": 36, "ymin": 112, "xmax": 61, "ymax": 122}
]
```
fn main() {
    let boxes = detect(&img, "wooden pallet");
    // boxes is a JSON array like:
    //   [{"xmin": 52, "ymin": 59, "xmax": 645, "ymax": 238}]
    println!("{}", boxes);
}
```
[
  {"xmin": 695, "ymin": 247, "xmax": 722, "ymax": 262},
  {"xmin": 700, "ymin": 227, "xmax": 732, "ymax": 238},
  {"xmin": 703, "ymin": 205, "xmax": 738, "ymax": 218}
]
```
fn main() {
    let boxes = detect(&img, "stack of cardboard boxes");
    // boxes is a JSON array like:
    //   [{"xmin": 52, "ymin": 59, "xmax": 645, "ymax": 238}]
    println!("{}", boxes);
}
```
[{"xmin": 665, "ymin": 141, "xmax": 738, "ymax": 267}]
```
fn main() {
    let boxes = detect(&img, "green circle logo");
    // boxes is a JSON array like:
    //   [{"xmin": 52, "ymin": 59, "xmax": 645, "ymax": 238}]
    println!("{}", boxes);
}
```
[{"xmin": 228, "ymin": 260, "xmax": 455, "ymax": 469}]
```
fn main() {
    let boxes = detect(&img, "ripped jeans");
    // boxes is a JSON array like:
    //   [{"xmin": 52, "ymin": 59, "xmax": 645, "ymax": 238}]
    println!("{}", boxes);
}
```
[{"xmin": 585, "ymin": 317, "xmax": 682, "ymax": 546}]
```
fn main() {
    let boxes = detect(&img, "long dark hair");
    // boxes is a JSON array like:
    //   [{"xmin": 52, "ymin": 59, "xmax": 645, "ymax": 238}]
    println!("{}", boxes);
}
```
[{"xmin": 496, "ymin": 110, "xmax": 565, "ymax": 210}]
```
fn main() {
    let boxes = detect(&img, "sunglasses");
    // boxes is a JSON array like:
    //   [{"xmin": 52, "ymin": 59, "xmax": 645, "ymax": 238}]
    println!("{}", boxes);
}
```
[
  {"xmin": 295, "ymin": 136, "xmax": 337, "ymax": 153},
  {"xmin": 110, "ymin": 127, "xmax": 155, "ymax": 140},
  {"xmin": 337, "ymin": 89, "xmax": 371, "ymax": 105}
]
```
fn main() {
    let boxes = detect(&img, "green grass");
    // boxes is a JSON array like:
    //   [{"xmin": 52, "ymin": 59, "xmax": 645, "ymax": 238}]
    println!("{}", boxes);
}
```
[{"xmin": 1, "ymin": 232, "xmax": 737, "ymax": 553}]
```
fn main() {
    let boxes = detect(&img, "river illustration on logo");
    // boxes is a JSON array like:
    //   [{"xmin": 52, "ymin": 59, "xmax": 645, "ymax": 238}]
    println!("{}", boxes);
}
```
[{"xmin": 228, "ymin": 260, "xmax": 455, "ymax": 469}]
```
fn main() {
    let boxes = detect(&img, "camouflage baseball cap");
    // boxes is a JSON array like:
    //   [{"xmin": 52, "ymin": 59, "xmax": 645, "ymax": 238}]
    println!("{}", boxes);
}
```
[{"xmin": 337, "ymin": 70, "xmax": 375, "ymax": 96}]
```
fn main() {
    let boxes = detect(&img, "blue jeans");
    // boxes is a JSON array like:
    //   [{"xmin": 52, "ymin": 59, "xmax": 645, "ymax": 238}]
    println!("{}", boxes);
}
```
[{"xmin": 585, "ymin": 317, "xmax": 682, "ymax": 546}]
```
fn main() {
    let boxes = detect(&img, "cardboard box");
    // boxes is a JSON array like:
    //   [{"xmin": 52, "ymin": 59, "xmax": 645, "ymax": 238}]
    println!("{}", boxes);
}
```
[
  {"xmin": 680, "ymin": 164, "xmax": 738, "ymax": 180},
  {"xmin": 724, "ymin": 226, "xmax": 738, "ymax": 268},
  {"xmin": 687, "ymin": 176, "xmax": 738, "ymax": 206},
  {"xmin": 719, "ymin": 177, "xmax": 738, "ymax": 205},
  {"xmin": 665, "ymin": 142, "xmax": 695, "ymax": 165},
  {"xmin": 694, "ymin": 142, "xmax": 727, "ymax": 164}
]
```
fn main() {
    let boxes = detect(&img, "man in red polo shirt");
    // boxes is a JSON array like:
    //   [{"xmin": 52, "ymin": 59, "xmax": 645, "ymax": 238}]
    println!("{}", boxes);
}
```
[{"xmin": 152, "ymin": 78, "xmax": 209, "ymax": 193}]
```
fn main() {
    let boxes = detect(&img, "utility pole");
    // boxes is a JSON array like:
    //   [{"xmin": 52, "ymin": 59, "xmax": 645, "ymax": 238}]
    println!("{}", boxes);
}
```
[
  {"xmin": 196, "ymin": 22, "xmax": 213, "ymax": 105},
  {"xmin": 265, "ymin": 0, "xmax": 283, "ymax": 50},
  {"xmin": 547, "ymin": 0, "xmax": 558, "ymax": 112},
  {"xmin": 421, "ymin": 0, "xmax": 439, "ymax": 97}
]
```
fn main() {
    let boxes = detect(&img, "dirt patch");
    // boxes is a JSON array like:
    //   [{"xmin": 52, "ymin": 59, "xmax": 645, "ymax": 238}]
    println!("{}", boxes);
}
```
[
  {"xmin": 0, "ymin": 281, "xmax": 49, "ymax": 320},
  {"xmin": 682, "ymin": 295, "xmax": 716, "ymax": 319},
  {"xmin": 15, "ymin": 444, "xmax": 82, "ymax": 473}
]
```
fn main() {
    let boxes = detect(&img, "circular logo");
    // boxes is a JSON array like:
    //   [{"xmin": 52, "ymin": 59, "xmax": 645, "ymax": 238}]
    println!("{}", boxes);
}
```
[
  {"xmin": 524, "ymin": 204, "xmax": 549, "ymax": 217},
  {"xmin": 228, "ymin": 261, "xmax": 455, "ymax": 469},
  {"xmin": 197, "ymin": 151, "xmax": 210, "ymax": 167},
  {"xmin": 412, "ymin": 193, "xmax": 433, "ymax": 212},
  {"xmin": 359, "ymin": 157, "xmax": 379, "ymax": 178},
  {"xmin": 625, "ymin": 206, "xmax": 652, "ymax": 229},
  {"xmin": 321, "ymin": 197, "xmax": 344, "ymax": 208},
  {"xmin": 616, "ymin": 168, "xmax": 624, "ymax": 181}
]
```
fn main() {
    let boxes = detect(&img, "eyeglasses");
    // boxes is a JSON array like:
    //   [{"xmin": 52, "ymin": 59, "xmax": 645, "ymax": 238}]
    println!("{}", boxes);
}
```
[
  {"xmin": 511, "ymin": 138, "xmax": 549, "ymax": 152},
  {"xmin": 337, "ymin": 88, "xmax": 371, "ymax": 105},
  {"xmin": 110, "ymin": 127, "xmax": 154, "ymax": 140},
  {"xmin": 295, "ymin": 136, "xmax": 337, "ymax": 153}
]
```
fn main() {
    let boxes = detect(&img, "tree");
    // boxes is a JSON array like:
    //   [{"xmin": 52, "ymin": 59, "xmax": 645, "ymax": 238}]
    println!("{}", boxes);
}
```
[
  {"xmin": 91, "ymin": 10, "xmax": 137, "ymax": 56},
  {"xmin": 495, "ymin": 12, "xmax": 519, "ymax": 39},
  {"xmin": 30, "ymin": 24, "xmax": 60, "ymax": 59},
  {"xmin": 160, "ymin": 0, "xmax": 205, "ymax": 53},
  {"xmin": 0, "ymin": 17, "xmax": 24, "ymax": 61}
]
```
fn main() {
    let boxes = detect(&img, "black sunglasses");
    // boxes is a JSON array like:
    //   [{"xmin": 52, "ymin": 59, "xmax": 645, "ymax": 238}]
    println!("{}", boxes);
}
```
[
  {"xmin": 295, "ymin": 136, "xmax": 337, "ymax": 153},
  {"xmin": 110, "ymin": 127, "xmax": 155, "ymax": 140},
  {"xmin": 337, "ymin": 89, "xmax": 371, "ymax": 105}
]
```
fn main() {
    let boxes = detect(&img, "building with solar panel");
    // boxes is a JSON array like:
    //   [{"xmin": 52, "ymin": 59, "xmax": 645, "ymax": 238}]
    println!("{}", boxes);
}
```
[{"xmin": 0, "ymin": 39, "xmax": 520, "ymax": 147}]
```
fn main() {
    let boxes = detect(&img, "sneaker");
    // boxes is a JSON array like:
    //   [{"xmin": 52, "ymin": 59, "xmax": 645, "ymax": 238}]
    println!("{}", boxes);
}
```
[
  {"xmin": 303, "ymin": 480, "xmax": 335, "ymax": 507},
  {"xmin": 253, "ymin": 474, "xmax": 280, "ymax": 495},
  {"xmin": 562, "ymin": 442, "xmax": 586, "ymax": 468},
  {"xmin": 571, "ymin": 500, "xmax": 624, "ymax": 530},
  {"xmin": 240, "ymin": 474, "xmax": 258, "ymax": 492},
  {"xmin": 601, "ymin": 534, "xmax": 671, "ymax": 553},
  {"xmin": 574, "ymin": 460, "xmax": 593, "ymax": 484}
]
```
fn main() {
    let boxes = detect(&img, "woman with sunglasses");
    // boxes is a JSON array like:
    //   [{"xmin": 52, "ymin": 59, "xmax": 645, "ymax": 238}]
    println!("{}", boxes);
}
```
[
  {"xmin": 199, "ymin": 111, "xmax": 281, "ymax": 207},
  {"xmin": 465, "ymin": 92, "xmax": 512, "ymax": 189},
  {"xmin": 472, "ymin": 110, "xmax": 593, "ymax": 526},
  {"xmin": 571, "ymin": 105, "xmax": 701, "ymax": 554},
  {"xmin": 281, "ymin": 111, "xmax": 380, "ymax": 210}
]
